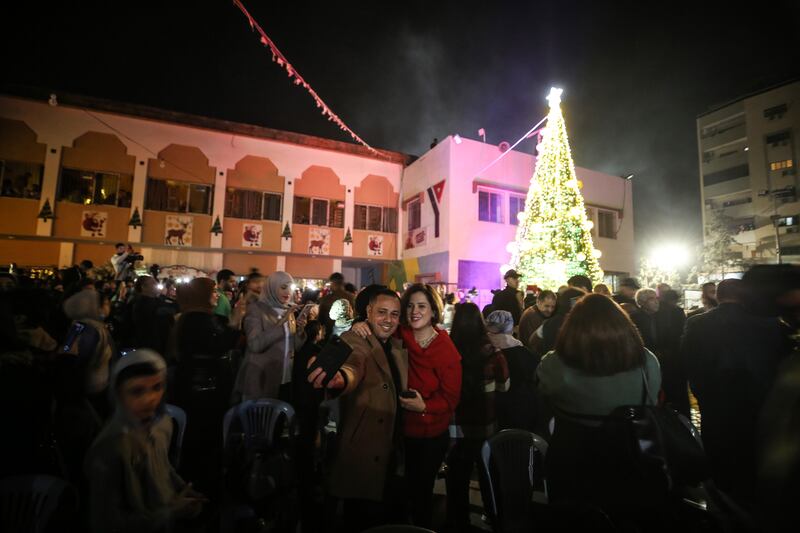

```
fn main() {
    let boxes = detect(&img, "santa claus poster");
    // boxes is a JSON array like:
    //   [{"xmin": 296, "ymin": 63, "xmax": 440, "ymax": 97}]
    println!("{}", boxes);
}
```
[
  {"xmin": 367, "ymin": 234, "xmax": 384, "ymax": 256},
  {"xmin": 242, "ymin": 223, "xmax": 263, "ymax": 247},
  {"xmin": 80, "ymin": 211, "xmax": 108, "ymax": 238}
]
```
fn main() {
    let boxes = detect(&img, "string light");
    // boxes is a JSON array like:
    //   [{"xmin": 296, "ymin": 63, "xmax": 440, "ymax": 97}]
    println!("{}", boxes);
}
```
[
  {"xmin": 509, "ymin": 87, "xmax": 604, "ymax": 289},
  {"xmin": 232, "ymin": 0, "xmax": 378, "ymax": 155}
]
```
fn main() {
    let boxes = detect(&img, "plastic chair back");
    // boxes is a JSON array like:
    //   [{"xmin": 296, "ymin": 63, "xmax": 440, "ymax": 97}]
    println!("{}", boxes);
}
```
[
  {"xmin": 481, "ymin": 429, "xmax": 548, "ymax": 533},
  {"xmin": 0, "ymin": 475, "xmax": 75, "ymax": 533},
  {"xmin": 164, "ymin": 403, "xmax": 187, "ymax": 467},
  {"xmin": 224, "ymin": 399, "xmax": 295, "ymax": 449}
]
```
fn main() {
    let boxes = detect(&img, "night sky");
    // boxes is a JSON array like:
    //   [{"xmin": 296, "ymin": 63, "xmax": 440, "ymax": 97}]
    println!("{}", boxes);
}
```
[{"xmin": 3, "ymin": 1, "xmax": 799, "ymax": 259}]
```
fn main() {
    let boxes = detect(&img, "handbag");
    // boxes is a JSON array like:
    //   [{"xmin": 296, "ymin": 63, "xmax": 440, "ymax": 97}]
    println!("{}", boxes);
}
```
[{"xmin": 606, "ymin": 366, "xmax": 708, "ymax": 492}]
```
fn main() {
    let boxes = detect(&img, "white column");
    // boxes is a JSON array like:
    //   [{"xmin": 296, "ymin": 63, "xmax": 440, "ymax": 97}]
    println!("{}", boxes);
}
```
[
  {"xmin": 276, "ymin": 255, "xmax": 286, "ymax": 272},
  {"xmin": 332, "ymin": 259, "xmax": 343, "ymax": 274},
  {"xmin": 343, "ymin": 184, "xmax": 354, "ymax": 257},
  {"xmin": 36, "ymin": 144, "xmax": 62, "ymax": 236},
  {"xmin": 58, "ymin": 242, "xmax": 74, "ymax": 268},
  {"xmin": 281, "ymin": 176, "xmax": 296, "ymax": 253},
  {"xmin": 127, "ymin": 155, "xmax": 148, "ymax": 243},
  {"xmin": 210, "ymin": 170, "xmax": 227, "ymax": 249}
]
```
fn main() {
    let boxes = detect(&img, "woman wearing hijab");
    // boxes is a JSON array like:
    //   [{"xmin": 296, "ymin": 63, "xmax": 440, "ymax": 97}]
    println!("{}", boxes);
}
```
[{"xmin": 235, "ymin": 271, "xmax": 307, "ymax": 402}]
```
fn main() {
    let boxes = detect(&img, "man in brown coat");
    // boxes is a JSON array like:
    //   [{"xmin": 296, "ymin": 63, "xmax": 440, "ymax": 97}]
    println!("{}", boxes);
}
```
[{"xmin": 308, "ymin": 288, "xmax": 407, "ymax": 531}]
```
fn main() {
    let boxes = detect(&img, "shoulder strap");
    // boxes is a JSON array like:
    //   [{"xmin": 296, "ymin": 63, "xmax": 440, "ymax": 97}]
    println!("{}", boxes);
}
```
[{"xmin": 640, "ymin": 352, "xmax": 653, "ymax": 405}]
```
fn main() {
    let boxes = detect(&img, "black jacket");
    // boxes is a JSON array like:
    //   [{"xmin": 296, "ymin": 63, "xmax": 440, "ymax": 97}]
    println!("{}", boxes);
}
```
[
  {"xmin": 680, "ymin": 303, "xmax": 789, "ymax": 498},
  {"xmin": 491, "ymin": 286, "xmax": 523, "ymax": 325}
]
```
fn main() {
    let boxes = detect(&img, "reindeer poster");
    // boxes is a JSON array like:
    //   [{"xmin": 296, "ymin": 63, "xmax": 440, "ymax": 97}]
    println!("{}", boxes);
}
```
[
  {"xmin": 367, "ymin": 234, "xmax": 384, "ymax": 256},
  {"xmin": 308, "ymin": 228, "xmax": 330, "ymax": 255},
  {"xmin": 80, "ymin": 211, "xmax": 107, "ymax": 238},
  {"xmin": 164, "ymin": 215, "xmax": 193, "ymax": 246},
  {"xmin": 242, "ymin": 223, "xmax": 263, "ymax": 248}
]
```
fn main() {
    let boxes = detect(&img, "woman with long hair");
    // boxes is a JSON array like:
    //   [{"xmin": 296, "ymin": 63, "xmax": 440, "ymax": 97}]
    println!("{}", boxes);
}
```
[
  {"xmin": 537, "ymin": 293, "xmax": 661, "ymax": 506},
  {"xmin": 446, "ymin": 303, "xmax": 508, "ymax": 531},
  {"xmin": 350, "ymin": 283, "xmax": 461, "ymax": 528}
]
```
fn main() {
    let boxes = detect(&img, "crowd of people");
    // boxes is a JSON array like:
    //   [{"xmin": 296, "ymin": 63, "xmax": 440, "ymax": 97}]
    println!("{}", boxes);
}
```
[{"xmin": 1, "ymin": 254, "xmax": 799, "ymax": 532}]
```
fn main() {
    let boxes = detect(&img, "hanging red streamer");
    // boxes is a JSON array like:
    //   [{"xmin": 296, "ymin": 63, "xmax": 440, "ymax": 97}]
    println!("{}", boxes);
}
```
[{"xmin": 232, "ymin": 0, "xmax": 378, "ymax": 155}]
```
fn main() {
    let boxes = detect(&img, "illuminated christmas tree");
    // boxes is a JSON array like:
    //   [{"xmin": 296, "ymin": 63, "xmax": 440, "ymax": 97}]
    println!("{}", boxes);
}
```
[{"xmin": 506, "ymin": 88, "xmax": 603, "ymax": 289}]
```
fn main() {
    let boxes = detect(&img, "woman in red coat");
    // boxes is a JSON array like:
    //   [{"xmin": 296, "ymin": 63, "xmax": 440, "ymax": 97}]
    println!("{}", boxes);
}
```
[
  {"xmin": 398, "ymin": 284, "xmax": 461, "ymax": 528},
  {"xmin": 351, "ymin": 283, "xmax": 461, "ymax": 528}
]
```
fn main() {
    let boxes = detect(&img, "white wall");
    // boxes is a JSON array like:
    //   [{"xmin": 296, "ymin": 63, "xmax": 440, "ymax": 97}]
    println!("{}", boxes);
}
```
[{"xmin": 401, "ymin": 134, "xmax": 636, "ymax": 290}]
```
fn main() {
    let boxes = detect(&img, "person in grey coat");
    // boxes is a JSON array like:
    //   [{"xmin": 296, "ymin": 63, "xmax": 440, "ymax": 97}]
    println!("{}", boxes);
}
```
[{"xmin": 235, "ymin": 271, "xmax": 307, "ymax": 402}]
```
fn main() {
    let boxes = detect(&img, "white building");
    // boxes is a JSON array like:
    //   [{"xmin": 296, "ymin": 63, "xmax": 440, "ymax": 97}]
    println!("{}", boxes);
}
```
[
  {"xmin": 697, "ymin": 79, "xmax": 800, "ymax": 263},
  {"xmin": 400, "ymin": 135, "xmax": 635, "ymax": 305}
]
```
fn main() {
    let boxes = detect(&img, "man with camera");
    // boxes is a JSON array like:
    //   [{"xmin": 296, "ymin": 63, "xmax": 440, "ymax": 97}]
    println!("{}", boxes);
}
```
[{"xmin": 111, "ymin": 243, "xmax": 142, "ymax": 281}]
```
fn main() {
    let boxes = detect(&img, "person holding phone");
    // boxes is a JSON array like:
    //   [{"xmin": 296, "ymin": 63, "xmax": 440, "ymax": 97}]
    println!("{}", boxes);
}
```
[
  {"xmin": 308, "ymin": 289, "xmax": 407, "ymax": 531},
  {"xmin": 349, "ymin": 283, "xmax": 462, "ymax": 528},
  {"xmin": 234, "ymin": 271, "xmax": 307, "ymax": 402}
]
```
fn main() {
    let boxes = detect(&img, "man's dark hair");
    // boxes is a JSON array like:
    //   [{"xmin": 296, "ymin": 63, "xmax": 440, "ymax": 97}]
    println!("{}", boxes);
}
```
[
  {"xmin": 217, "ymin": 269, "xmax": 235, "ymax": 283},
  {"xmin": 567, "ymin": 275, "xmax": 593, "ymax": 292},
  {"xmin": 79, "ymin": 260, "xmax": 94, "ymax": 271},
  {"xmin": 716, "ymin": 279, "xmax": 745, "ymax": 303},
  {"xmin": 537, "ymin": 289, "xmax": 556, "ymax": 303},
  {"xmin": 115, "ymin": 362, "xmax": 162, "ymax": 389},
  {"xmin": 357, "ymin": 284, "xmax": 388, "ymax": 319},
  {"xmin": 329, "ymin": 272, "xmax": 345, "ymax": 284},
  {"xmin": 369, "ymin": 288, "xmax": 401, "ymax": 306},
  {"xmin": 344, "ymin": 282, "xmax": 357, "ymax": 294},
  {"xmin": 115, "ymin": 242, "xmax": 125, "ymax": 249}
]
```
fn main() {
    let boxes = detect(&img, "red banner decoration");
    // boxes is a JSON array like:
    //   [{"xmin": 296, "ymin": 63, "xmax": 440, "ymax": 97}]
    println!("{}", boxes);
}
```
[{"xmin": 232, "ymin": 0, "xmax": 377, "ymax": 155}]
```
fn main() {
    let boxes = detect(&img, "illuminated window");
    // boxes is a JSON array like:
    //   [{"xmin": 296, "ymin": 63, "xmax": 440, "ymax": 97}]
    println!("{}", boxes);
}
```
[
  {"xmin": 145, "ymin": 178, "xmax": 210, "ymax": 214},
  {"xmin": 770, "ymin": 160, "xmax": 794, "ymax": 171},
  {"xmin": 1, "ymin": 160, "xmax": 44, "ymax": 199},
  {"xmin": 478, "ymin": 189, "xmax": 504, "ymax": 223},
  {"xmin": 60, "ymin": 168, "xmax": 132, "ymax": 207}
]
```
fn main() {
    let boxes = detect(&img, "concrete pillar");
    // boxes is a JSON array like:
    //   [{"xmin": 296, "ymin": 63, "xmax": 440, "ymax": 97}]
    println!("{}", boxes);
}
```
[
  {"xmin": 58, "ymin": 242, "xmax": 74, "ymax": 268},
  {"xmin": 36, "ymin": 145, "xmax": 62, "ymax": 236},
  {"xmin": 343, "ymin": 185, "xmax": 354, "ymax": 257},
  {"xmin": 276, "ymin": 255, "xmax": 286, "ymax": 272},
  {"xmin": 281, "ymin": 176, "xmax": 296, "ymax": 253},
  {"xmin": 127, "ymin": 157, "xmax": 148, "ymax": 243},
  {"xmin": 210, "ymin": 170, "xmax": 227, "ymax": 249}
]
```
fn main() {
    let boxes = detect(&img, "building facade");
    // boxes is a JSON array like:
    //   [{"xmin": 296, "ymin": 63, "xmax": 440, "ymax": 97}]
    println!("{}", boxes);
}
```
[
  {"xmin": 0, "ymin": 91, "xmax": 408, "ymax": 286},
  {"xmin": 400, "ymin": 135, "xmax": 635, "ymax": 306},
  {"xmin": 697, "ymin": 79, "xmax": 800, "ymax": 263},
  {"xmin": 0, "ymin": 90, "xmax": 635, "ymax": 293}
]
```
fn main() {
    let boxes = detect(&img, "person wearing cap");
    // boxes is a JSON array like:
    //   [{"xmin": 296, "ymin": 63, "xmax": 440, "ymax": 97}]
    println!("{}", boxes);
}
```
[
  {"xmin": 613, "ymin": 277, "xmax": 640, "ymax": 306},
  {"xmin": 491, "ymin": 269, "xmax": 524, "ymax": 326}
]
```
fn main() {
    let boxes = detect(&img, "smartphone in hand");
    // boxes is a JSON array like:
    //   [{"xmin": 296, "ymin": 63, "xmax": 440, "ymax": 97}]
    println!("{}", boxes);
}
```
[{"xmin": 399, "ymin": 390, "xmax": 417, "ymax": 399}]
